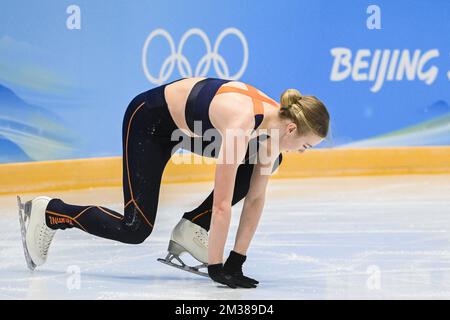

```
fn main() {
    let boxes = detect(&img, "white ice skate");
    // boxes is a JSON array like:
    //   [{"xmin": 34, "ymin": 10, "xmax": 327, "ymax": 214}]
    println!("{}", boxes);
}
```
[
  {"xmin": 17, "ymin": 196, "xmax": 56, "ymax": 270},
  {"xmin": 157, "ymin": 218, "xmax": 209, "ymax": 277}
]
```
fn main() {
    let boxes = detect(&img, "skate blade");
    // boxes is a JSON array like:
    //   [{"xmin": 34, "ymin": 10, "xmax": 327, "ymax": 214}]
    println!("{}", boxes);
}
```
[
  {"xmin": 157, "ymin": 253, "xmax": 208, "ymax": 278},
  {"xmin": 17, "ymin": 196, "xmax": 36, "ymax": 271}
]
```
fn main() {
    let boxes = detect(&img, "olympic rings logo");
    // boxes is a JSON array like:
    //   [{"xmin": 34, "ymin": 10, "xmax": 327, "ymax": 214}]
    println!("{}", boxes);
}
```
[{"xmin": 142, "ymin": 28, "xmax": 249, "ymax": 84}]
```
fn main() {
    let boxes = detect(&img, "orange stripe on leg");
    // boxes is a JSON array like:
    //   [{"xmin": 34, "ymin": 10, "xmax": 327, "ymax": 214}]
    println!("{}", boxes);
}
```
[
  {"xmin": 132, "ymin": 200, "xmax": 154, "ymax": 228},
  {"xmin": 124, "ymin": 102, "xmax": 153, "ymax": 229},
  {"xmin": 73, "ymin": 206, "xmax": 94, "ymax": 220},
  {"xmin": 191, "ymin": 209, "xmax": 212, "ymax": 222},
  {"xmin": 124, "ymin": 199, "xmax": 133, "ymax": 208},
  {"xmin": 46, "ymin": 210, "xmax": 87, "ymax": 232},
  {"xmin": 97, "ymin": 206, "xmax": 123, "ymax": 220},
  {"xmin": 125, "ymin": 102, "xmax": 145, "ymax": 201}
]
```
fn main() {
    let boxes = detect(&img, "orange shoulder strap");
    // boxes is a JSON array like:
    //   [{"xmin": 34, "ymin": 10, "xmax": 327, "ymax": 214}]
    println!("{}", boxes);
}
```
[{"xmin": 215, "ymin": 84, "xmax": 279, "ymax": 115}]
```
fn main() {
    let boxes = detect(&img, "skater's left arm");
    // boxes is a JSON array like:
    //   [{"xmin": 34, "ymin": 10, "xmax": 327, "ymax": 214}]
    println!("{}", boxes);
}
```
[
  {"xmin": 233, "ymin": 141, "xmax": 280, "ymax": 255},
  {"xmin": 209, "ymin": 118, "xmax": 254, "ymax": 265}
]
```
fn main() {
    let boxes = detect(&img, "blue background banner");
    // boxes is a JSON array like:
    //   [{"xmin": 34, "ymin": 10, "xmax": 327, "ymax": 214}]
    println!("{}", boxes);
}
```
[{"xmin": 1, "ymin": 0, "xmax": 449, "ymax": 163}]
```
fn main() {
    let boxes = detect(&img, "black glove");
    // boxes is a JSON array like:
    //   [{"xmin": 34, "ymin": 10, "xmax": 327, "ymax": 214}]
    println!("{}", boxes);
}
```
[
  {"xmin": 224, "ymin": 250, "xmax": 259, "ymax": 285},
  {"xmin": 207, "ymin": 263, "xmax": 257, "ymax": 289}
]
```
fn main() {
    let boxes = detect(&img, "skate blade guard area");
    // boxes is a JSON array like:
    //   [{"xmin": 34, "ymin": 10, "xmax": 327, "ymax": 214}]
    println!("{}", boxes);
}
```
[
  {"xmin": 157, "ymin": 240, "xmax": 208, "ymax": 277},
  {"xmin": 16, "ymin": 196, "xmax": 37, "ymax": 271}
]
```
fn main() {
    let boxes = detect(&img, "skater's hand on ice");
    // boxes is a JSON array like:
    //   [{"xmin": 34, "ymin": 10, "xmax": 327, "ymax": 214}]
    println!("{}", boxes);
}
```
[
  {"xmin": 224, "ymin": 250, "xmax": 259, "ymax": 285},
  {"xmin": 207, "ymin": 263, "xmax": 257, "ymax": 289}
]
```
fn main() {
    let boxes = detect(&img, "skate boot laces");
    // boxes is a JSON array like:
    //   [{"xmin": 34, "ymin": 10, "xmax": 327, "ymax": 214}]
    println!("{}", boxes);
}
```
[
  {"xmin": 194, "ymin": 227, "xmax": 208, "ymax": 247},
  {"xmin": 38, "ymin": 225, "xmax": 56, "ymax": 259}
]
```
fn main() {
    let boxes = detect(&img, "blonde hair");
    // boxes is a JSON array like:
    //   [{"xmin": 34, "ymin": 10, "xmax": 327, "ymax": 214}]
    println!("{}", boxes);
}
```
[{"xmin": 279, "ymin": 88, "xmax": 329, "ymax": 138}]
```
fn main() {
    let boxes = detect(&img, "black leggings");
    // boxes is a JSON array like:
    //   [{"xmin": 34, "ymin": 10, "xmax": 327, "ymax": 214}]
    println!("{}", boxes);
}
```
[{"xmin": 45, "ymin": 84, "xmax": 283, "ymax": 244}]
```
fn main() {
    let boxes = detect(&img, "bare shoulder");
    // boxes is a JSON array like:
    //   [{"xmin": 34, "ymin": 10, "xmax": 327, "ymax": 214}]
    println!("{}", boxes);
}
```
[
  {"xmin": 210, "ymin": 95, "xmax": 254, "ymax": 132},
  {"xmin": 211, "ymin": 102, "xmax": 254, "ymax": 132}
]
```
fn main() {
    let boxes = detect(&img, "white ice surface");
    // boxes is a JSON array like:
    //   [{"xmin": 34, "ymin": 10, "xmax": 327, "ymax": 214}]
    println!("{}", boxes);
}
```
[{"xmin": 1, "ymin": 175, "xmax": 450, "ymax": 299}]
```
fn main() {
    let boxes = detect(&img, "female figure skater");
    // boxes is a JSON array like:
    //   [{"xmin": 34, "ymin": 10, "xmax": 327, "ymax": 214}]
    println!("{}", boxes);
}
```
[{"xmin": 18, "ymin": 77, "xmax": 329, "ymax": 289}]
